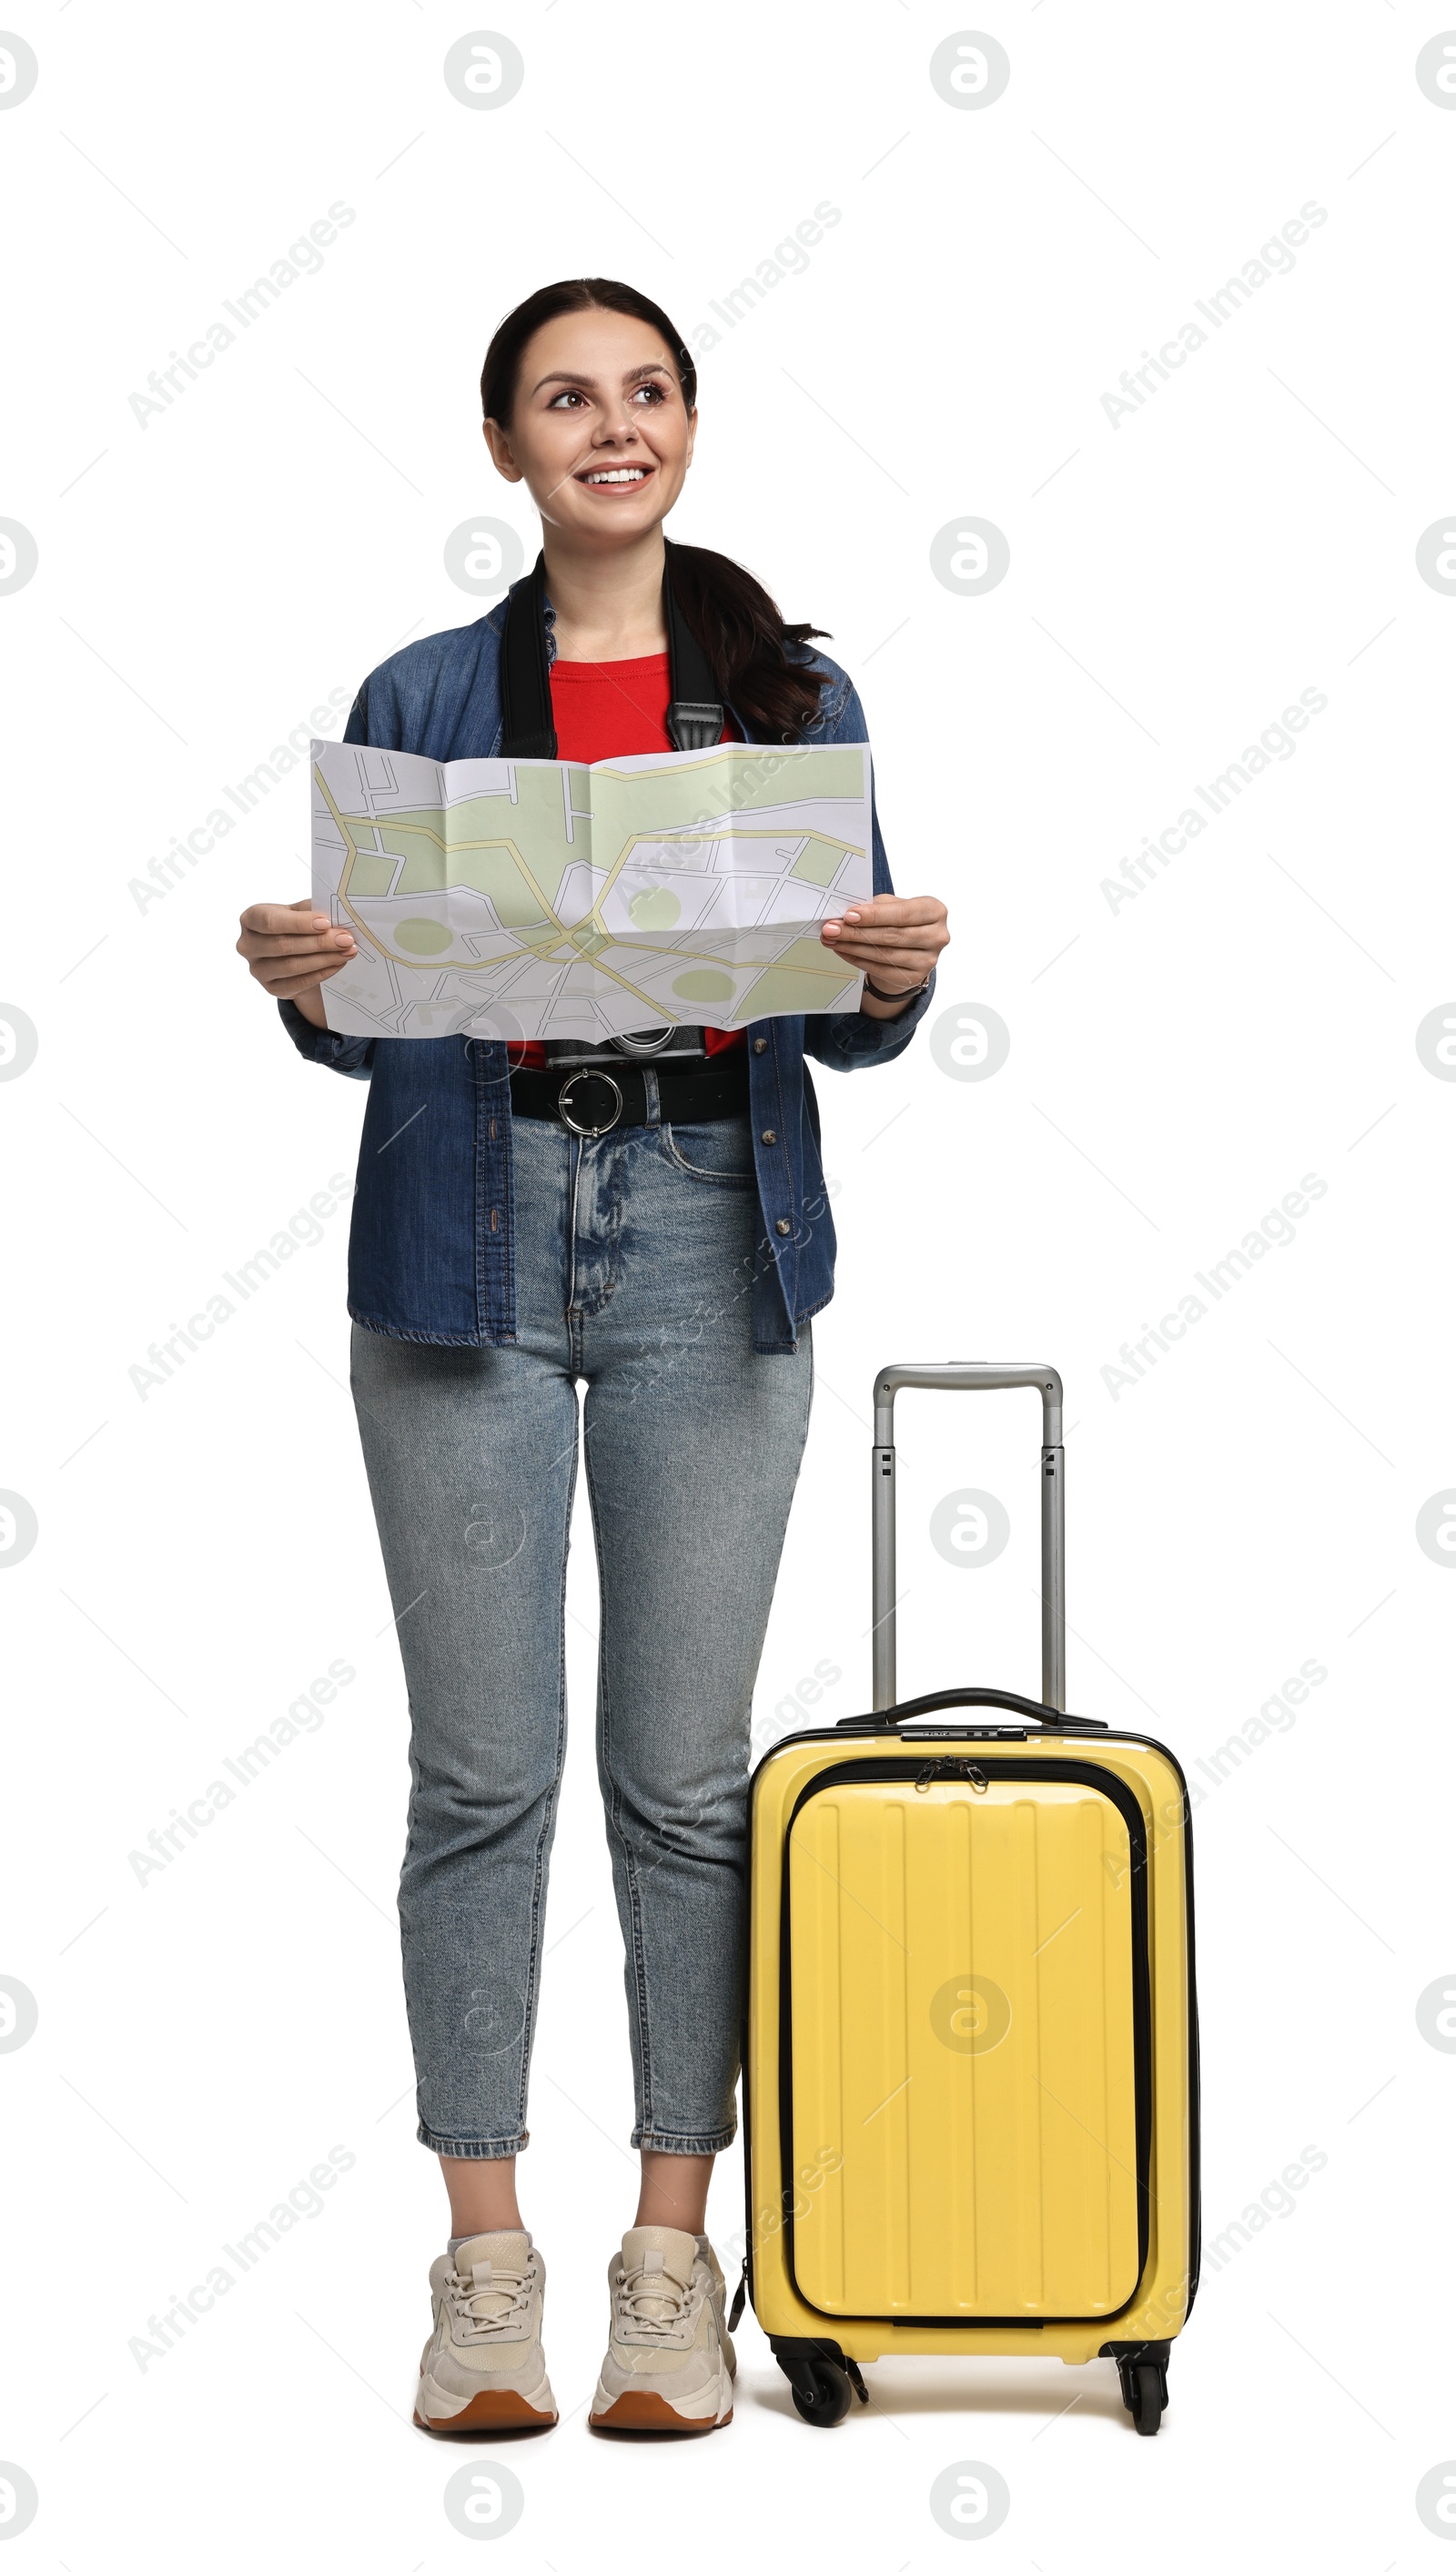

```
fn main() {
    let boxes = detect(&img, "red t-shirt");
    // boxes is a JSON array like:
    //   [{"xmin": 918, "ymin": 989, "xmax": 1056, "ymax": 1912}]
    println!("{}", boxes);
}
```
[{"xmin": 515, "ymin": 651, "xmax": 744, "ymax": 1068}]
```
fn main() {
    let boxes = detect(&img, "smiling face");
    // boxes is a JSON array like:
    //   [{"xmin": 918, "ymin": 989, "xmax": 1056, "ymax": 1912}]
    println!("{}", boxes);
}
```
[{"xmin": 482, "ymin": 306, "xmax": 695, "ymax": 547}]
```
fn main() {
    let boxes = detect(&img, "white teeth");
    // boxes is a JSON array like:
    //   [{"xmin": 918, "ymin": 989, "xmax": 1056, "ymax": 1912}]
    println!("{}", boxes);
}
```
[{"xmin": 585, "ymin": 468, "xmax": 646, "ymax": 484}]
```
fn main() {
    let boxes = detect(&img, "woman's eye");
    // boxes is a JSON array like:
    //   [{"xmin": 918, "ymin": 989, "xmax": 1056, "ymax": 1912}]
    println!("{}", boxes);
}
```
[
  {"xmin": 547, "ymin": 390, "xmax": 585, "ymax": 410},
  {"xmin": 632, "ymin": 382, "xmax": 667, "ymax": 405}
]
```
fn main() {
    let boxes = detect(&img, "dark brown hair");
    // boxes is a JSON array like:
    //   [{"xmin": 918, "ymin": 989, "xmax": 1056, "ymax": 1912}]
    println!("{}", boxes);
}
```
[{"xmin": 480, "ymin": 278, "xmax": 831, "ymax": 743}]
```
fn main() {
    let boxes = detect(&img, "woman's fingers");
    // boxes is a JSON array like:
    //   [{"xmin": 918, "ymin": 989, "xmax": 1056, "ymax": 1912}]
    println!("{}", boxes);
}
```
[
  {"xmin": 826, "ymin": 932, "xmax": 937, "ymax": 957},
  {"xmin": 267, "ymin": 958, "xmax": 354, "ymax": 999},
  {"xmin": 237, "ymin": 896, "xmax": 356, "ymax": 985},
  {"xmin": 238, "ymin": 933, "xmax": 356, "ymax": 967},
  {"xmin": 822, "ymin": 930, "xmax": 949, "ymax": 962},
  {"xmin": 237, "ymin": 900, "xmax": 354, "ymax": 947},
  {"xmin": 828, "ymin": 910, "xmax": 951, "ymax": 941},
  {"xmin": 237, "ymin": 918, "xmax": 354, "ymax": 953},
  {"xmin": 823, "ymin": 923, "xmax": 944, "ymax": 952},
  {"xmin": 258, "ymin": 949, "xmax": 354, "ymax": 986},
  {"xmin": 821, "ymin": 893, "xmax": 948, "ymax": 997},
  {"xmin": 238, "ymin": 912, "xmax": 343, "ymax": 941},
  {"xmin": 238, "ymin": 899, "xmax": 330, "ymax": 938},
  {"xmin": 825, "ymin": 938, "xmax": 944, "ymax": 960},
  {"xmin": 821, "ymin": 891, "xmax": 949, "ymax": 956}
]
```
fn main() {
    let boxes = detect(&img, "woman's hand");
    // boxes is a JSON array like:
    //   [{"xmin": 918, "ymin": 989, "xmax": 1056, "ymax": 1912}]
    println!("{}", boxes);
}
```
[
  {"xmin": 237, "ymin": 900, "xmax": 357, "ymax": 1029},
  {"xmin": 821, "ymin": 893, "xmax": 949, "ymax": 1018}
]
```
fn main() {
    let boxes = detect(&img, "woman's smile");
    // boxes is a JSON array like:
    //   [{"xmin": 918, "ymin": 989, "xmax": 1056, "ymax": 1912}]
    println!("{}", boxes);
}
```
[{"xmin": 577, "ymin": 461, "xmax": 654, "ymax": 491}]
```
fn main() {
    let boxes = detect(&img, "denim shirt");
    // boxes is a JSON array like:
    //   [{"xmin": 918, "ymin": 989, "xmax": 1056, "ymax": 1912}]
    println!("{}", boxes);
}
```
[{"xmin": 280, "ymin": 592, "xmax": 934, "ymax": 1352}]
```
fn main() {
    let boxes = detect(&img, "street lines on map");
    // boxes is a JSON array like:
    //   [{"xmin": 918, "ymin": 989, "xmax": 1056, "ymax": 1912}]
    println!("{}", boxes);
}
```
[
  {"xmin": 312, "ymin": 760, "xmax": 862, "ymax": 1008},
  {"xmin": 313, "ymin": 760, "xmax": 566, "ymax": 961}
]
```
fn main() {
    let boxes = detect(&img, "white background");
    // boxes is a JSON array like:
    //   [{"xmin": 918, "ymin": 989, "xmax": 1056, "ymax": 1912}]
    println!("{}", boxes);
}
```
[{"xmin": 3, "ymin": 2, "xmax": 1452, "ymax": 2562}]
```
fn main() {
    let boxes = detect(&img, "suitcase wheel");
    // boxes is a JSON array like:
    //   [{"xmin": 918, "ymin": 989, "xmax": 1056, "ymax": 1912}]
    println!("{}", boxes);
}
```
[
  {"xmin": 771, "ymin": 2338, "xmax": 867, "ymax": 2427},
  {"xmin": 792, "ymin": 2359, "xmax": 853, "ymax": 2427},
  {"xmin": 1119, "ymin": 2358, "xmax": 1168, "ymax": 2435},
  {"xmin": 1104, "ymin": 2340, "xmax": 1171, "ymax": 2436}
]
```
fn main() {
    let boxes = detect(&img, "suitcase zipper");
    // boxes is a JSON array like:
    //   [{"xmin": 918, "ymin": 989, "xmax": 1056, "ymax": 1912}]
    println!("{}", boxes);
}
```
[{"xmin": 914, "ymin": 1757, "xmax": 988, "ymax": 1792}]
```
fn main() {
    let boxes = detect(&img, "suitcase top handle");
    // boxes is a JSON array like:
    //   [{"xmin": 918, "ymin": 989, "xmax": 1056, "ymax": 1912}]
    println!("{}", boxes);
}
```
[
  {"xmin": 873, "ymin": 1362, "xmax": 1064, "ymax": 1447},
  {"xmin": 870, "ymin": 1362, "xmax": 1067, "ymax": 1716},
  {"xmin": 838, "ymin": 1685, "xmax": 1107, "ymax": 1734}
]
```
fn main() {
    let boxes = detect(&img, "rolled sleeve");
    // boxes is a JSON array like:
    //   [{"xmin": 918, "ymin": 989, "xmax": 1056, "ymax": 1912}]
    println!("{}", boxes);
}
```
[
  {"xmin": 805, "ymin": 968, "xmax": 935, "ymax": 1069},
  {"xmin": 274, "ymin": 679, "xmax": 380, "ymax": 1079},
  {"xmin": 278, "ymin": 997, "xmax": 375, "ymax": 1080}
]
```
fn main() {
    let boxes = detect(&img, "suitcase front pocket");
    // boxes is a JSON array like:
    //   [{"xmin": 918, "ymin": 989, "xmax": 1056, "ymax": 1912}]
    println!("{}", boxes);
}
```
[{"xmin": 781, "ymin": 1759, "xmax": 1150, "ymax": 2325}]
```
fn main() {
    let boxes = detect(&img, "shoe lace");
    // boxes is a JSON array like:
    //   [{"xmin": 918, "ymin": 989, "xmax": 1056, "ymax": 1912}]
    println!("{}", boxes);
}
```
[
  {"xmin": 450, "ymin": 2259, "xmax": 532, "ymax": 2340},
  {"xmin": 618, "ymin": 2260, "xmax": 699, "ymax": 2339}
]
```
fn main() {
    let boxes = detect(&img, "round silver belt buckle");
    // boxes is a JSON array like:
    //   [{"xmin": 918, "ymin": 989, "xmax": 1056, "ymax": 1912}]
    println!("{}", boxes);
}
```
[{"xmin": 556, "ymin": 1068, "xmax": 623, "ymax": 1137}]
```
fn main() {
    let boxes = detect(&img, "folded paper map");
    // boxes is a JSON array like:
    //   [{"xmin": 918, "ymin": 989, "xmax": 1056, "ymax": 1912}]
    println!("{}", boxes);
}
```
[{"xmin": 309, "ymin": 738, "xmax": 872, "ymax": 1041}]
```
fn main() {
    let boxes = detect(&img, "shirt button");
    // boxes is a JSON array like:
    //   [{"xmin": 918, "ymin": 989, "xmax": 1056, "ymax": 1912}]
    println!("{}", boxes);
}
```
[
  {"xmin": 761, "ymin": 1128, "xmax": 777, "ymax": 1145},
  {"xmin": 775, "ymin": 1218, "xmax": 791, "ymax": 1236},
  {"xmin": 753, "ymin": 1037, "xmax": 767, "ymax": 1054}
]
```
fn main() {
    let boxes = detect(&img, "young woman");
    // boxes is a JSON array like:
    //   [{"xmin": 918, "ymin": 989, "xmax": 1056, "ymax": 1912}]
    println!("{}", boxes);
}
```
[{"xmin": 238, "ymin": 278, "xmax": 948, "ymax": 2437}]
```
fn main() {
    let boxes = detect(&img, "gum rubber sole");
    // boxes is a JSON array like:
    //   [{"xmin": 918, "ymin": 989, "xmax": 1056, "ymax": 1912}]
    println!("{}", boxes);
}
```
[
  {"xmin": 589, "ymin": 2392, "xmax": 733, "ymax": 2435},
  {"xmin": 414, "ymin": 2385, "xmax": 558, "ymax": 2436}
]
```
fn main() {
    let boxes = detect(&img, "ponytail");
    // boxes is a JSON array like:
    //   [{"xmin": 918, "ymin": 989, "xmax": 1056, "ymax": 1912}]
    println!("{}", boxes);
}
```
[
  {"xmin": 660, "ymin": 542, "xmax": 832, "ymax": 744},
  {"xmin": 480, "ymin": 278, "xmax": 833, "ymax": 744}
]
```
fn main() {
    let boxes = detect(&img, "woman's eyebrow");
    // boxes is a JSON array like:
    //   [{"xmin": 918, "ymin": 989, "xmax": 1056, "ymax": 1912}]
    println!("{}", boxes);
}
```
[{"xmin": 529, "ymin": 361, "xmax": 675, "ymax": 397}]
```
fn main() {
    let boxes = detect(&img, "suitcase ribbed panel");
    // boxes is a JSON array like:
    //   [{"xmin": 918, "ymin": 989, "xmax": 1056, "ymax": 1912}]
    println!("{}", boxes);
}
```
[{"xmin": 787, "ymin": 1778, "xmax": 1139, "ymax": 2319}]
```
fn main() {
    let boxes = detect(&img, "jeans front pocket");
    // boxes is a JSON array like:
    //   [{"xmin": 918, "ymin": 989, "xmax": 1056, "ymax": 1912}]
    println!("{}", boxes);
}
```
[{"xmin": 658, "ymin": 1114, "xmax": 757, "ymax": 1187}]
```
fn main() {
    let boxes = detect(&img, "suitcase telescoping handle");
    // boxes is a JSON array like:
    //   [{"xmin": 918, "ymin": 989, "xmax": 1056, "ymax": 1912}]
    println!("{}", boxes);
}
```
[
  {"xmin": 836, "ymin": 1685, "xmax": 1107, "ymax": 1733},
  {"xmin": 852, "ymin": 1362, "xmax": 1093, "ymax": 1729}
]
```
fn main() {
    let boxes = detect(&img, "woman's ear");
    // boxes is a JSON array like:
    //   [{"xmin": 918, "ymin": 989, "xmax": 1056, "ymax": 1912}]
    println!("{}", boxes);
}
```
[{"xmin": 482, "ymin": 417, "xmax": 522, "ymax": 482}]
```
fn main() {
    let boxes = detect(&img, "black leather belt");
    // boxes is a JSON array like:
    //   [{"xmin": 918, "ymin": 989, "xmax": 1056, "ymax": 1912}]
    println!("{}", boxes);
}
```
[{"xmin": 509, "ymin": 1059, "xmax": 751, "ymax": 1137}]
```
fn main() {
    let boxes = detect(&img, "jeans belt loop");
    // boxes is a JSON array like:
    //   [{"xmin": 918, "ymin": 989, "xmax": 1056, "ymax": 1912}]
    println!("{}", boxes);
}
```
[{"xmin": 641, "ymin": 1066, "xmax": 661, "ymax": 1128}]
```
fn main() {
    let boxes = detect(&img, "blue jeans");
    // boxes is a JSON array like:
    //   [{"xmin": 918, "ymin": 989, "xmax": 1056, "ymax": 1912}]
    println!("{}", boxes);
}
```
[{"xmin": 349, "ymin": 1110, "xmax": 814, "ymax": 2159}]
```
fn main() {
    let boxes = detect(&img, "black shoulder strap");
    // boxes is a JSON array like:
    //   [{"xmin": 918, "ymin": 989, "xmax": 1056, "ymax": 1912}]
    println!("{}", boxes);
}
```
[
  {"xmin": 662, "ymin": 540, "xmax": 725, "ymax": 750},
  {"xmin": 498, "ymin": 542, "xmax": 725, "ymax": 759},
  {"xmin": 499, "ymin": 552, "xmax": 557, "ymax": 758}
]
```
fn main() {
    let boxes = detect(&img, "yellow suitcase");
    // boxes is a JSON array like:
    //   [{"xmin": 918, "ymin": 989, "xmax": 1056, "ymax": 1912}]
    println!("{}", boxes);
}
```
[{"xmin": 736, "ymin": 1363, "xmax": 1199, "ymax": 2435}]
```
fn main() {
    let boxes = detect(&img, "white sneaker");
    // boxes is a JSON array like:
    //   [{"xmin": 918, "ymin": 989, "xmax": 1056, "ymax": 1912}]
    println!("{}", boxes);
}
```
[
  {"xmin": 414, "ymin": 2230, "xmax": 558, "ymax": 2435},
  {"xmin": 589, "ymin": 2225, "xmax": 735, "ymax": 2434}
]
